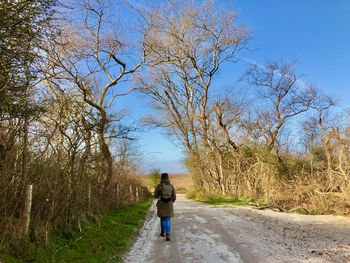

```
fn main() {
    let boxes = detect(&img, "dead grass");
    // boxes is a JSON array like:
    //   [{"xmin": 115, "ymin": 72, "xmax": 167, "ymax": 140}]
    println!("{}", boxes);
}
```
[
  {"xmin": 272, "ymin": 172, "xmax": 350, "ymax": 215},
  {"xmin": 137, "ymin": 173, "xmax": 193, "ymax": 193}
]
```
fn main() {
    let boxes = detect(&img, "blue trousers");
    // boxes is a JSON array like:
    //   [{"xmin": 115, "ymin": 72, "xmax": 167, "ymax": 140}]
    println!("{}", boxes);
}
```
[{"xmin": 160, "ymin": 217, "xmax": 171, "ymax": 234}]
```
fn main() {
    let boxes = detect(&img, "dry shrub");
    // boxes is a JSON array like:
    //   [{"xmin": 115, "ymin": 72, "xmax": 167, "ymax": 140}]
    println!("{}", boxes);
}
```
[
  {"xmin": 0, "ymin": 157, "xmax": 150, "ymax": 257},
  {"xmin": 235, "ymin": 160, "xmax": 278, "ymax": 200},
  {"xmin": 274, "ymin": 171, "xmax": 350, "ymax": 214},
  {"xmin": 238, "ymin": 163, "xmax": 350, "ymax": 214},
  {"xmin": 186, "ymin": 150, "xmax": 350, "ymax": 215}
]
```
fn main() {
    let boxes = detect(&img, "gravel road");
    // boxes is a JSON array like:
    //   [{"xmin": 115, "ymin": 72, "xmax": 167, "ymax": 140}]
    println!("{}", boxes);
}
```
[{"xmin": 123, "ymin": 194, "xmax": 350, "ymax": 263}]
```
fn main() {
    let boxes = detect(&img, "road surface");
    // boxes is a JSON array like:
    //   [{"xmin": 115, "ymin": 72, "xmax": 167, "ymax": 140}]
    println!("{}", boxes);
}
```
[{"xmin": 123, "ymin": 194, "xmax": 350, "ymax": 263}]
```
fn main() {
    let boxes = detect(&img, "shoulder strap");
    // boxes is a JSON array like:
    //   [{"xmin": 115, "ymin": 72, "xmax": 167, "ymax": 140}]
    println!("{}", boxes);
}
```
[{"xmin": 159, "ymin": 183, "xmax": 162, "ymax": 196}]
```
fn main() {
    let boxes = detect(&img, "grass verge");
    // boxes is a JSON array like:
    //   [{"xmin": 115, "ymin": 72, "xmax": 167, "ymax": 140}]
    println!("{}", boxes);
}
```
[
  {"xmin": 190, "ymin": 196, "xmax": 348, "ymax": 216},
  {"xmin": 3, "ymin": 196, "xmax": 153, "ymax": 263},
  {"xmin": 191, "ymin": 196, "xmax": 270, "ymax": 208}
]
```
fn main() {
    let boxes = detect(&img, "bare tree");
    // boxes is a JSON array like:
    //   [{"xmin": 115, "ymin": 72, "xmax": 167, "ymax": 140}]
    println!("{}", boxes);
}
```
[
  {"xmin": 213, "ymin": 94, "xmax": 246, "ymax": 153},
  {"xmin": 139, "ymin": 0, "xmax": 250, "ymax": 193},
  {"xmin": 44, "ymin": 0, "xmax": 163, "ymax": 185},
  {"xmin": 245, "ymin": 61, "xmax": 315, "ymax": 155},
  {"xmin": 308, "ymin": 91, "xmax": 341, "ymax": 175}
]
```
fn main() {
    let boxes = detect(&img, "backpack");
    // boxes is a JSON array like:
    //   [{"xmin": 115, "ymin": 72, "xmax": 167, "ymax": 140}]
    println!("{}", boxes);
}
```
[{"xmin": 160, "ymin": 183, "xmax": 173, "ymax": 202}]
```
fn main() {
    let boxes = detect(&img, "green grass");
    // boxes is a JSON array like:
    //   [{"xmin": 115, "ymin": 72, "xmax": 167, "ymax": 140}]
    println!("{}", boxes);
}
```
[
  {"xmin": 192, "ymin": 196, "xmax": 270, "ymax": 208},
  {"xmin": 4, "ymin": 197, "xmax": 153, "ymax": 263},
  {"xmin": 289, "ymin": 208, "xmax": 309, "ymax": 215}
]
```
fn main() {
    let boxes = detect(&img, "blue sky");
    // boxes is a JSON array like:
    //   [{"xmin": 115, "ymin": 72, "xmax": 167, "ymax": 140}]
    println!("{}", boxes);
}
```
[
  {"xmin": 118, "ymin": 0, "xmax": 350, "ymax": 174},
  {"xmin": 234, "ymin": 0, "xmax": 350, "ymax": 103}
]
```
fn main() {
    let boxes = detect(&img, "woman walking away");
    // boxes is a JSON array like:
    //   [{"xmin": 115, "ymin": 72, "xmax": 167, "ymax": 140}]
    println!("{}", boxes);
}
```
[{"xmin": 154, "ymin": 173, "xmax": 176, "ymax": 241}]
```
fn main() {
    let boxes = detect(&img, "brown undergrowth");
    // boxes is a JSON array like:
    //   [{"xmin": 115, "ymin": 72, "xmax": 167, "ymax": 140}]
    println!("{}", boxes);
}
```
[{"xmin": 186, "ymin": 156, "xmax": 350, "ymax": 215}]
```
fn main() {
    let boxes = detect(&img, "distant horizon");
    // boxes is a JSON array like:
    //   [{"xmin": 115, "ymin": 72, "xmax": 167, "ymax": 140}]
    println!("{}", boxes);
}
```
[{"xmin": 141, "ymin": 159, "xmax": 187, "ymax": 175}]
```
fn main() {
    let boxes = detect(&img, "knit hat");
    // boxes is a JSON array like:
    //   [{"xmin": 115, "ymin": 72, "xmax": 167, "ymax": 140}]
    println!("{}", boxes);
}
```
[{"xmin": 161, "ymin": 173, "xmax": 169, "ymax": 180}]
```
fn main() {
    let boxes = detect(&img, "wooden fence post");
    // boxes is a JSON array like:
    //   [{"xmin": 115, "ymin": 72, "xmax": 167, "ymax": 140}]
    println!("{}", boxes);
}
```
[
  {"xmin": 136, "ymin": 187, "xmax": 139, "ymax": 201},
  {"xmin": 88, "ymin": 183, "xmax": 91, "ymax": 215},
  {"xmin": 129, "ymin": 185, "xmax": 133, "ymax": 202},
  {"xmin": 23, "ymin": 184, "xmax": 33, "ymax": 237},
  {"xmin": 116, "ymin": 183, "xmax": 119, "ymax": 205}
]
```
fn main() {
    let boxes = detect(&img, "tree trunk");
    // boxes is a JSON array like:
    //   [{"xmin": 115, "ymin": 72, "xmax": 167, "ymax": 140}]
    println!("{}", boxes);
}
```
[
  {"xmin": 23, "ymin": 184, "xmax": 33, "ymax": 237},
  {"xmin": 323, "ymin": 136, "xmax": 332, "ymax": 175},
  {"xmin": 97, "ymin": 112, "xmax": 113, "ymax": 186},
  {"xmin": 21, "ymin": 113, "xmax": 29, "ymax": 182},
  {"xmin": 79, "ymin": 114, "xmax": 92, "ymax": 178},
  {"xmin": 218, "ymin": 154, "xmax": 226, "ymax": 195}
]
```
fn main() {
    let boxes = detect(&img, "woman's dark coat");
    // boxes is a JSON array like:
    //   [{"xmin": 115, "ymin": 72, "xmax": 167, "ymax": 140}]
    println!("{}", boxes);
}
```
[{"xmin": 154, "ymin": 179, "xmax": 176, "ymax": 217}]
